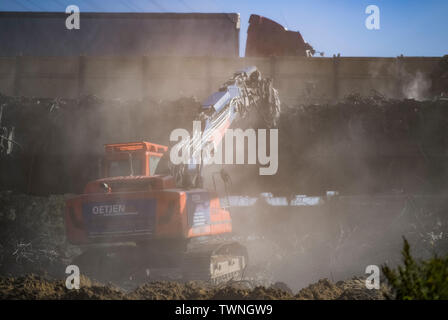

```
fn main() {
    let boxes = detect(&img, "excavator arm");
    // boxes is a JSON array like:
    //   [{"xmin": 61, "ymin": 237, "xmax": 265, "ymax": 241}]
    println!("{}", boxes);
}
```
[{"xmin": 160, "ymin": 66, "xmax": 281, "ymax": 188}]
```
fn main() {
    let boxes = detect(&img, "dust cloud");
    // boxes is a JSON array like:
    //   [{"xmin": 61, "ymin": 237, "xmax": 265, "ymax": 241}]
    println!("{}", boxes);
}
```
[
  {"xmin": 2, "ymin": 67, "xmax": 448, "ymax": 294},
  {"xmin": 402, "ymin": 71, "xmax": 432, "ymax": 100},
  {"xmin": 230, "ymin": 194, "xmax": 448, "ymax": 291}
]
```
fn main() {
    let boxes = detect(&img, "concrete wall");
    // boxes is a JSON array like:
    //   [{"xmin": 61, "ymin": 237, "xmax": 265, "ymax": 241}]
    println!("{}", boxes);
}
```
[
  {"xmin": 0, "ymin": 12, "xmax": 240, "ymax": 57},
  {"xmin": 0, "ymin": 56, "xmax": 441, "ymax": 104}
]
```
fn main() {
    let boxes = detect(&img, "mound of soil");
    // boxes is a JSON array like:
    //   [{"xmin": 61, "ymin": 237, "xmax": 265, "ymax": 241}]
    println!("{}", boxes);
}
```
[
  {"xmin": 0, "ymin": 275, "xmax": 389, "ymax": 300},
  {"xmin": 295, "ymin": 277, "xmax": 389, "ymax": 300},
  {"xmin": 0, "ymin": 274, "xmax": 125, "ymax": 300}
]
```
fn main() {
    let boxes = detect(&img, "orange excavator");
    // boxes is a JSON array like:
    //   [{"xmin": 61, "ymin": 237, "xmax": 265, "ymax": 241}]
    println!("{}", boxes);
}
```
[{"xmin": 65, "ymin": 67, "xmax": 280, "ymax": 284}]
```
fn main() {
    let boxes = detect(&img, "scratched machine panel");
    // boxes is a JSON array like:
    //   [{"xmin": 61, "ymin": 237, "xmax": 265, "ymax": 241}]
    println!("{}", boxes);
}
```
[{"xmin": 82, "ymin": 199, "xmax": 156, "ymax": 237}]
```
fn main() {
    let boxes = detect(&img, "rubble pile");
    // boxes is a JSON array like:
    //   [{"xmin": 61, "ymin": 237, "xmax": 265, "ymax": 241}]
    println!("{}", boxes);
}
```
[
  {"xmin": 0, "ymin": 94, "xmax": 200, "ymax": 152},
  {"xmin": 0, "ymin": 274, "xmax": 389, "ymax": 300},
  {"xmin": 0, "ymin": 274, "xmax": 126, "ymax": 300},
  {"xmin": 295, "ymin": 277, "xmax": 389, "ymax": 300},
  {"xmin": 267, "ymin": 93, "xmax": 448, "ymax": 195},
  {"xmin": 2, "ymin": 92, "xmax": 448, "ymax": 195},
  {"xmin": 0, "ymin": 94, "xmax": 200, "ymax": 194}
]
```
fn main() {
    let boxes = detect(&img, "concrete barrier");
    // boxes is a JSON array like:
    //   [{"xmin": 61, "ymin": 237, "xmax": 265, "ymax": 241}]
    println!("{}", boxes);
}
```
[{"xmin": 0, "ymin": 55, "xmax": 442, "ymax": 103}]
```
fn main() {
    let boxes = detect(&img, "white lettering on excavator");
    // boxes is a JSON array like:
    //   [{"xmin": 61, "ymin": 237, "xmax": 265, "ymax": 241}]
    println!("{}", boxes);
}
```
[{"xmin": 92, "ymin": 204, "xmax": 126, "ymax": 215}]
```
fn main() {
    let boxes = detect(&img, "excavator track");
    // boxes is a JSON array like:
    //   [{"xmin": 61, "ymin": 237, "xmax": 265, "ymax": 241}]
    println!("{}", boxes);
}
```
[
  {"xmin": 72, "ymin": 241, "xmax": 248, "ymax": 286},
  {"xmin": 181, "ymin": 242, "xmax": 248, "ymax": 284}
]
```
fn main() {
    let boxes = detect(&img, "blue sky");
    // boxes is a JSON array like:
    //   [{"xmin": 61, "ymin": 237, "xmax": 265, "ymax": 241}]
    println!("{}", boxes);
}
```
[{"xmin": 1, "ymin": 0, "xmax": 447, "ymax": 57}]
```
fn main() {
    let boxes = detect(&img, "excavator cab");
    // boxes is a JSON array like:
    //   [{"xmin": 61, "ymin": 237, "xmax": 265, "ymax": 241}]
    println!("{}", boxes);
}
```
[
  {"xmin": 65, "ymin": 142, "xmax": 243, "ymax": 284},
  {"xmin": 101, "ymin": 142, "xmax": 168, "ymax": 178}
]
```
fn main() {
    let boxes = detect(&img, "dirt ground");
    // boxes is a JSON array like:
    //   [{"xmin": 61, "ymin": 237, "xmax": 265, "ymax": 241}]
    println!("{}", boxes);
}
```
[{"xmin": 0, "ymin": 274, "xmax": 389, "ymax": 300}]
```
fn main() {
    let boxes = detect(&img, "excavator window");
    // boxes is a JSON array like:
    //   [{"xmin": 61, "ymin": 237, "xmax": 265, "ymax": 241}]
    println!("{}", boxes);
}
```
[
  {"xmin": 149, "ymin": 155, "xmax": 161, "ymax": 175},
  {"xmin": 108, "ymin": 157, "xmax": 142, "ymax": 177}
]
